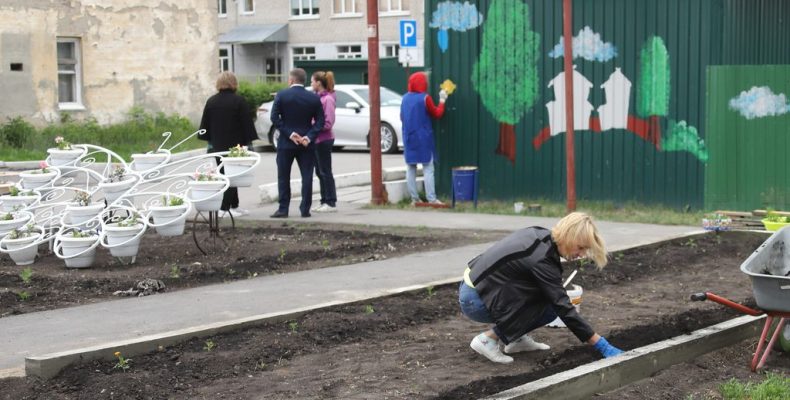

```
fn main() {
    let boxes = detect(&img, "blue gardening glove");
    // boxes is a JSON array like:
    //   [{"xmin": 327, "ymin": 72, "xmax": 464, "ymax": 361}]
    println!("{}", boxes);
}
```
[{"xmin": 593, "ymin": 336, "xmax": 623, "ymax": 358}]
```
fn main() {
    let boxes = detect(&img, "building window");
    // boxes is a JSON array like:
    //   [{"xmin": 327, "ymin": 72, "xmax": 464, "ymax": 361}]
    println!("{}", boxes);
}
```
[
  {"xmin": 57, "ymin": 38, "xmax": 82, "ymax": 107},
  {"xmin": 383, "ymin": 44, "xmax": 399, "ymax": 58},
  {"xmin": 218, "ymin": 0, "xmax": 227, "ymax": 16},
  {"xmin": 241, "ymin": 0, "xmax": 254, "ymax": 14},
  {"xmin": 291, "ymin": 0, "xmax": 319, "ymax": 17},
  {"xmin": 337, "ymin": 45, "xmax": 363, "ymax": 59},
  {"xmin": 292, "ymin": 47, "xmax": 316, "ymax": 63},
  {"xmin": 379, "ymin": 0, "xmax": 408, "ymax": 13},
  {"xmin": 219, "ymin": 47, "xmax": 231, "ymax": 72},
  {"xmin": 333, "ymin": 0, "xmax": 359, "ymax": 15}
]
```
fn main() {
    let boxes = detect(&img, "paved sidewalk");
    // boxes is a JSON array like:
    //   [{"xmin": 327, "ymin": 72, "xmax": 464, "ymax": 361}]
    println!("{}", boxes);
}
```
[{"xmin": 0, "ymin": 203, "xmax": 698, "ymax": 374}]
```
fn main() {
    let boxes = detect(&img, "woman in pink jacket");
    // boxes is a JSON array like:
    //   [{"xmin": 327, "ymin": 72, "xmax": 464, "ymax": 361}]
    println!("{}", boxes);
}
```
[{"xmin": 310, "ymin": 71, "xmax": 338, "ymax": 213}]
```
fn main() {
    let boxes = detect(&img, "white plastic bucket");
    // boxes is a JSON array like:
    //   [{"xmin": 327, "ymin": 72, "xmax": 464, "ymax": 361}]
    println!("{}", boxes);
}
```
[{"xmin": 546, "ymin": 284, "xmax": 583, "ymax": 328}]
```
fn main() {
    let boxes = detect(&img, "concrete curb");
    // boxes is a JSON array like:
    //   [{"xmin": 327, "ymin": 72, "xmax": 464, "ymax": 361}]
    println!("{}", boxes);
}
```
[
  {"xmin": 483, "ymin": 315, "xmax": 764, "ymax": 400},
  {"xmin": 258, "ymin": 165, "xmax": 419, "ymax": 204},
  {"xmin": 24, "ymin": 276, "xmax": 459, "ymax": 379}
]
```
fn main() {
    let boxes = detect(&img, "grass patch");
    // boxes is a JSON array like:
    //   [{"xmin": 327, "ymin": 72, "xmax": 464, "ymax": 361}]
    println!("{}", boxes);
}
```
[
  {"xmin": 0, "ymin": 107, "xmax": 202, "ymax": 162},
  {"xmin": 719, "ymin": 372, "xmax": 790, "ymax": 400},
  {"xmin": 371, "ymin": 197, "xmax": 705, "ymax": 226}
]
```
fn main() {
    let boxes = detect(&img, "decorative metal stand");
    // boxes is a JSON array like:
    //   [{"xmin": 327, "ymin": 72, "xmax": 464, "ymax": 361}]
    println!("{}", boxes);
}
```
[{"xmin": 192, "ymin": 210, "xmax": 235, "ymax": 255}]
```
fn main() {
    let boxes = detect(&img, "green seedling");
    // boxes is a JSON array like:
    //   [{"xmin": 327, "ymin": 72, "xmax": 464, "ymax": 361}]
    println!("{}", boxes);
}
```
[
  {"xmin": 18, "ymin": 291, "xmax": 31, "ymax": 301},
  {"xmin": 364, "ymin": 304, "xmax": 375, "ymax": 314},
  {"xmin": 203, "ymin": 339, "xmax": 216, "ymax": 352},
  {"xmin": 426, "ymin": 286, "xmax": 436, "ymax": 298},
  {"xmin": 169, "ymin": 265, "xmax": 180, "ymax": 279},
  {"xmin": 19, "ymin": 267, "xmax": 33, "ymax": 284},
  {"xmin": 288, "ymin": 321, "xmax": 298, "ymax": 333}
]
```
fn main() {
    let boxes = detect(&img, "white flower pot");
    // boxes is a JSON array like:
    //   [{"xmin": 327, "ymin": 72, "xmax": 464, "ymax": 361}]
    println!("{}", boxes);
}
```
[
  {"xmin": 18, "ymin": 170, "xmax": 58, "ymax": 190},
  {"xmin": 99, "ymin": 177, "xmax": 136, "ymax": 204},
  {"xmin": 65, "ymin": 203, "xmax": 105, "ymax": 228},
  {"xmin": 0, "ymin": 212, "xmax": 32, "ymax": 237},
  {"xmin": 188, "ymin": 180, "xmax": 225, "ymax": 211},
  {"xmin": 47, "ymin": 148, "xmax": 84, "ymax": 166},
  {"xmin": 220, "ymin": 156, "xmax": 257, "ymax": 187},
  {"xmin": 58, "ymin": 235, "xmax": 98, "ymax": 268},
  {"xmin": 1, "ymin": 232, "xmax": 41, "ymax": 266},
  {"xmin": 131, "ymin": 153, "xmax": 169, "ymax": 171},
  {"xmin": 0, "ymin": 193, "xmax": 39, "ymax": 212},
  {"xmin": 104, "ymin": 223, "xmax": 144, "ymax": 261},
  {"xmin": 148, "ymin": 204, "xmax": 188, "ymax": 236}
]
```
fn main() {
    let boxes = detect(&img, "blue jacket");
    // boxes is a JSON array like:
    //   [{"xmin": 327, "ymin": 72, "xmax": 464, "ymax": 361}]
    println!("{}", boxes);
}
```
[{"xmin": 270, "ymin": 85, "xmax": 325, "ymax": 150}]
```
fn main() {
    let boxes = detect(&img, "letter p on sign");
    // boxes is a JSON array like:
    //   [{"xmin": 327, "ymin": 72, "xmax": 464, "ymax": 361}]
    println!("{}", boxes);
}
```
[{"xmin": 399, "ymin": 20, "xmax": 417, "ymax": 48}]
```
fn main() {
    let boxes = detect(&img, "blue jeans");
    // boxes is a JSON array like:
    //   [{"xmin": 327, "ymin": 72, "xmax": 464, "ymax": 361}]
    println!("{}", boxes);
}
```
[
  {"xmin": 406, "ymin": 160, "xmax": 435, "ymax": 202},
  {"xmin": 458, "ymin": 282, "xmax": 557, "ymax": 344},
  {"xmin": 314, "ymin": 139, "xmax": 337, "ymax": 206}
]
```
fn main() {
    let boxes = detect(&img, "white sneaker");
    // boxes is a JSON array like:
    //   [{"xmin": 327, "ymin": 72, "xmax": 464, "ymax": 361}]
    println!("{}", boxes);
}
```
[
  {"xmin": 429, "ymin": 199, "xmax": 445, "ymax": 205},
  {"xmin": 222, "ymin": 209, "xmax": 245, "ymax": 218},
  {"xmin": 232, "ymin": 208, "xmax": 249, "ymax": 216},
  {"xmin": 470, "ymin": 334, "xmax": 513, "ymax": 364},
  {"xmin": 314, "ymin": 204, "xmax": 337, "ymax": 213},
  {"xmin": 503, "ymin": 334, "xmax": 550, "ymax": 354}
]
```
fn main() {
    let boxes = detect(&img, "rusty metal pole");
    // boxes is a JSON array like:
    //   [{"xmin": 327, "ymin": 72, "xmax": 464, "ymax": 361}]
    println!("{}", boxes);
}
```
[
  {"xmin": 562, "ymin": 0, "xmax": 576, "ymax": 212},
  {"xmin": 367, "ymin": 0, "xmax": 384, "ymax": 205}
]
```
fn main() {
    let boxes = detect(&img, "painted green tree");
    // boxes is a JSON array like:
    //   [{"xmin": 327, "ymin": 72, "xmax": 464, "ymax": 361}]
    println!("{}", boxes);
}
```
[
  {"xmin": 637, "ymin": 36, "xmax": 670, "ymax": 149},
  {"xmin": 471, "ymin": 0, "xmax": 540, "ymax": 163}
]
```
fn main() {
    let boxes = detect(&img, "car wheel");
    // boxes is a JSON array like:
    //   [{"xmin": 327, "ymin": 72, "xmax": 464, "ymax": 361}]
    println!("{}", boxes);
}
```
[
  {"xmin": 268, "ymin": 127, "xmax": 280, "ymax": 151},
  {"xmin": 380, "ymin": 123, "xmax": 398, "ymax": 154}
]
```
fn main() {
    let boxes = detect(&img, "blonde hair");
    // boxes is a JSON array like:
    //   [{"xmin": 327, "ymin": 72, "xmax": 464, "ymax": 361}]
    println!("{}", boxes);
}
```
[
  {"xmin": 551, "ymin": 212, "xmax": 608, "ymax": 268},
  {"xmin": 215, "ymin": 71, "xmax": 238, "ymax": 91},
  {"xmin": 312, "ymin": 71, "xmax": 335, "ymax": 92}
]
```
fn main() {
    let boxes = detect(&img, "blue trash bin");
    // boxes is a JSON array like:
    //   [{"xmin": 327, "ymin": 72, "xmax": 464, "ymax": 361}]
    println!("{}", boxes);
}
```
[{"xmin": 452, "ymin": 166, "xmax": 478, "ymax": 208}]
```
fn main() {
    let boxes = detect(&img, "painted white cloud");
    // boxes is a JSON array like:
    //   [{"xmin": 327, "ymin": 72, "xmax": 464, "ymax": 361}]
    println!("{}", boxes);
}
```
[
  {"xmin": 549, "ymin": 26, "xmax": 617, "ymax": 62},
  {"xmin": 729, "ymin": 86, "xmax": 790, "ymax": 119},
  {"xmin": 429, "ymin": 1, "xmax": 483, "ymax": 31}
]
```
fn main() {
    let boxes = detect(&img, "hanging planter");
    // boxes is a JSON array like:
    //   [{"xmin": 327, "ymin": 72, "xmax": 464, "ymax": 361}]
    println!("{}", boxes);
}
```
[
  {"xmin": 47, "ymin": 148, "xmax": 84, "ymax": 166},
  {"xmin": 18, "ymin": 165, "xmax": 58, "ymax": 190},
  {"xmin": 0, "ymin": 188, "xmax": 39, "ymax": 212},
  {"xmin": 99, "ymin": 169, "xmax": 137, "ymax": 205},
  {"xmin": 55, "ymin": 230, "xmax": 99, "ymax": 268},
  {"xmin": 148, "ymin": 197, "xmax": 189, "ymax": 236},
  {"xmin": 0, "ymin": 211, "xmax": 32, "ymax": 237},
  {"xmin": 102, "ymin": 219, "xmax": 145, "ymax": 263},
  {"xmin": 220, "ymin": 145, "xmax": 257, "ymax": 187},
  {"xmin": 131, "ymin": 152, "xmax": 169, "ymax": 171},
  {"xmin": 0, "ymin": 225, "xmax": 43, "ymax": 266},
  {"xmin": 65, "ymin": 202, "xmax": 105, "ymax": 228},
  {"xmin": 188, "ymin": 180, "xmax": 225, "ymax": 212}
]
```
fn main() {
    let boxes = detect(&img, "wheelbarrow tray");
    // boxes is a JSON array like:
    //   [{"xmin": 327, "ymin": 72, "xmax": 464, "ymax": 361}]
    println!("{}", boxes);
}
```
[{"xmin": 740, "ymin": 226, "xmax": 790, "ymax": 312}]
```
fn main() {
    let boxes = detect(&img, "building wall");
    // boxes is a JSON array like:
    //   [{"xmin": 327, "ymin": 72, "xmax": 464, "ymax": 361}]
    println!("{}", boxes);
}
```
[
  {"xmin": 218, "ymin": 0, "xmax": 425, "ymax": 75},
  {"xmin": 0, "ymin": 0, "xmax": 217, "ymax": 125}
]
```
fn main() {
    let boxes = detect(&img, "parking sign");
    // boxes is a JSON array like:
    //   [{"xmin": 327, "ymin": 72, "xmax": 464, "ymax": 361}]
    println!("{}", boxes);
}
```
[{"xmin": 399, "ymin": 20, "xmax": 417, "ymax": 48}]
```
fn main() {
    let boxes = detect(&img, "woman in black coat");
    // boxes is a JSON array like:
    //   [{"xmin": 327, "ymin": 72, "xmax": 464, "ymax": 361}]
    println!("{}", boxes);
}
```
[
  {"xmin": 459, "ymin": 212, "xmax": 623, "ymax": 364},
  {"xmin": 199, "ymin": 71, "xmax": 257, "ymax": 216}
]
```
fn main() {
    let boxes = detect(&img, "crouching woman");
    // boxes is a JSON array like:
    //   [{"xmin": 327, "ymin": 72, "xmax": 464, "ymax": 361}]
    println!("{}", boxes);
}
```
[{"xmin": 459, "ymin": 212, "xmax": 623, "ymax": 363}]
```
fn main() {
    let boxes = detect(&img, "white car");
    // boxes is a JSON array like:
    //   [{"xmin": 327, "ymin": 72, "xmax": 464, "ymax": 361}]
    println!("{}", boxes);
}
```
[{"xmin": 255, "ymin": 84, "xmax": 403, "ymax": 153}]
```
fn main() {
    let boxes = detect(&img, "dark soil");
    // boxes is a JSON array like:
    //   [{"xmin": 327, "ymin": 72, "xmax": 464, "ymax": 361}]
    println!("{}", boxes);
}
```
[
  {"xmin": 0, "ymin": 221, "xmax": 503, "ymax": 317},
  {"xmin": 1, "ymin": 230, "xmax": 786, "ymax": 399}
]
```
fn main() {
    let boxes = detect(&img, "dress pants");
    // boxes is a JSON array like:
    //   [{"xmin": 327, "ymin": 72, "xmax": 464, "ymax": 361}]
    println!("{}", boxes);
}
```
[{"xmin": 276, "ymin": 146, "xmax": 315, "ymax": 216}]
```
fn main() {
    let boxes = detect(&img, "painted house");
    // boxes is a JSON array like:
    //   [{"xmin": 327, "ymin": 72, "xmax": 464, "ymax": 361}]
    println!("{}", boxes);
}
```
[
  {"xmin": 216, "ymin": 0, "xmax": 426, "ymax": 82},
  {"xmin": 426, "ymin": 0, "xmax": 790, "ymax": 211},
  {"xmin": 0, "ymin": 0, "xmax": 217, "ymax": 125}
]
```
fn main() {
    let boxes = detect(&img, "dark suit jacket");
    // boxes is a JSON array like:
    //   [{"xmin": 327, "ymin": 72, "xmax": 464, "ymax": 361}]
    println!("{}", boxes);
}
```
[
  {"xmin": 199, "ymin": 90, "xmax": 257, "ymax": 151},
  {"xmin": 270, "ymin": 85, "xmax": 325, "ymax": 150}
]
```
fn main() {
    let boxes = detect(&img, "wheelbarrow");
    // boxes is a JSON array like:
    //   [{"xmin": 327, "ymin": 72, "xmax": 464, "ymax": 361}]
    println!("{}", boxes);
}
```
[{"xmin": 691, "ymin": 226, "xmax": 790, "ymax": 371}]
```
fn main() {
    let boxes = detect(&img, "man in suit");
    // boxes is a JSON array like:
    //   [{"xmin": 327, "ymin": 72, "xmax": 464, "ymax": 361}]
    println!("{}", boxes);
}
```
[{"xmin": 269, "ymin": 68, "xmax": 325, "ymax": 218}]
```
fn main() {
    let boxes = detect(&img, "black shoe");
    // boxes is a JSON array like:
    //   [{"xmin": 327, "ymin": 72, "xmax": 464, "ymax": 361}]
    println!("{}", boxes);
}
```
[
  {"xmin": 301, "ymin": 212, "xmax": 311, "ymax": 218},
  {"xmin": 270, "ymin": 210, "xmax": 288, "ymax": 218}
]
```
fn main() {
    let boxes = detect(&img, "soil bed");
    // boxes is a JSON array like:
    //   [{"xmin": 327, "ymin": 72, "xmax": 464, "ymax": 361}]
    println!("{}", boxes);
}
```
[
  {"xmin": 1, "ymin": 230, "xmax": 785, "ymax": 399},
  {"xmin": 0, "ymin": 221, "xmax": 503, "ymax": 317}
]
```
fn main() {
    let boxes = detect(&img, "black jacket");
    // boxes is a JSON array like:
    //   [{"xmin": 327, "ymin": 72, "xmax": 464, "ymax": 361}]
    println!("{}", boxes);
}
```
[
  {"xmin": 468, "ymin": 227, "xmax": 595, "ymax": 343},
  {"xmin": 199, "ymin": 90, "xmax": 257, "ymax": 152},
  {"xmin": 270, "ymin": 85, "xmax": 324, "ymax": 150}
]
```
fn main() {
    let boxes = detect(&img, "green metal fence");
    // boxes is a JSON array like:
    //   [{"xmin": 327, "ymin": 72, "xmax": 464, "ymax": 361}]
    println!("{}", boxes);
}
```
[
  {"xmin": 705, "ymin": 65, "xmax": 790, "ymax": 211},
  {"xmin": 426, "ymin": 0, "xmax": 790, "ymax": 209}
]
